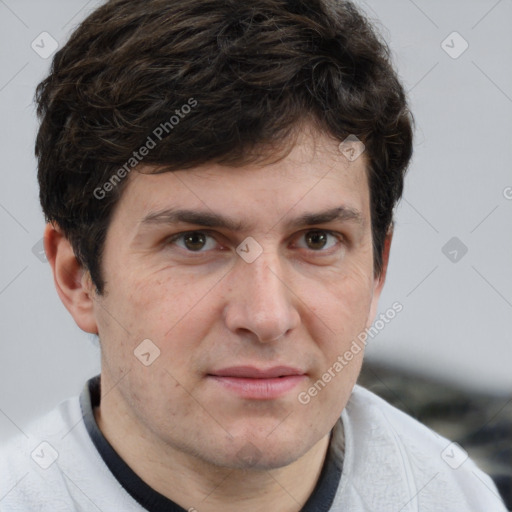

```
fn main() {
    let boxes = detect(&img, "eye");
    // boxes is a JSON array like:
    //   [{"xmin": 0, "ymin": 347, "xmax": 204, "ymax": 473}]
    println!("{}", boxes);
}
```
[
  {"xmin": 295, "ymin": 230, "xmax": 341, "ymax": 251},
  {"xmin": 168, "ymin": 231, "xmax": 219, "ymax": 252}
]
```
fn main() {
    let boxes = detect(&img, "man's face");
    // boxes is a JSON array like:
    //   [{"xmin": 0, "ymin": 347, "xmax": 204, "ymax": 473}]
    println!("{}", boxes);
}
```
[{"xmin": 90, "ymin": 129, "xmax": 386, "ymax": 470}]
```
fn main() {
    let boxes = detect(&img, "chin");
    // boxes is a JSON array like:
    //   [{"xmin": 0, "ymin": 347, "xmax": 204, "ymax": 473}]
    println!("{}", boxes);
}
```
[
  {"xmin": 221, "ymin": 447, "xmax": 304, "ymax": 471},
  {"xmin": 206, "ymin": 431, "xmax": 315, "ymax": 471}
]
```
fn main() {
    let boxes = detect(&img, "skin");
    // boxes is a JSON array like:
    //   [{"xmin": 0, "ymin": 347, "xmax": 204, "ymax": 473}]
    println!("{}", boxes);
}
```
[{"xmin": 45, "ymin": 126, "xmax": 391, "ymax": 512}]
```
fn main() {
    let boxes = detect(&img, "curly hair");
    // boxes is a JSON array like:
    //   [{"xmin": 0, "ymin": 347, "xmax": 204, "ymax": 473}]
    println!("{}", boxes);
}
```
[{"xmin": 35, "ymin": 0, "xmax": 414, "ymax": 294}]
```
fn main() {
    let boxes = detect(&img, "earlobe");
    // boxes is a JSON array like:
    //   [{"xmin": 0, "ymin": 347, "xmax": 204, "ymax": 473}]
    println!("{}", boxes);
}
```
[{"xmin": 44, "ymin": 223, "xmax": 98, "ymax": 334}]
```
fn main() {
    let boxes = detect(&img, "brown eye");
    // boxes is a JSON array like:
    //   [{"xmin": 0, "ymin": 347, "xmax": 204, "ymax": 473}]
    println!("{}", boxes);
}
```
[
  {"xmin": 294, "ymin": 230, "xmax": 341, "ymax": 252},
  {"xmin": 183, "ymin": 232, "xmax": 207, "ymax": 251},
  {"xmin": 305, "ymin": 230, "xmax": 329, "ymax": 250},
  {"xmin": 166, "ymin": 230, "xmax": 223, "ymax": 255}
]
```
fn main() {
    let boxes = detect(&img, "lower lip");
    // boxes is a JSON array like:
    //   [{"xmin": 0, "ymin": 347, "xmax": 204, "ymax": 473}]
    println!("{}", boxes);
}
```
[{"xmin": 208, "ymin": 375, "xmax": 306, "ymax": 400}]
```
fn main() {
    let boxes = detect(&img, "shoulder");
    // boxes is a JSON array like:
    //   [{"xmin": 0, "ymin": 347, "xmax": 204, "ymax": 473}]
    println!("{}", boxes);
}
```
[
  {"xmin": 0, "ymin": 392, "xmax": 141, "ymax": 511},
  {"xmin": 0, "ymin": 395, "xmax": 74, "ymax": 468},
  {"xmin": 332, "ymin": 385, "xmax": 507, "ymax": 511},
  {"xmin": 0, "ymin": 396, "xmax": 81, "ymax": 509},
  {"xmin": 1, "ymin": 395, "xmax": 97, "ymax": 510},
  {"xmin": 347, "ymin": 384, "xmax": 446, "ymax": 448}
]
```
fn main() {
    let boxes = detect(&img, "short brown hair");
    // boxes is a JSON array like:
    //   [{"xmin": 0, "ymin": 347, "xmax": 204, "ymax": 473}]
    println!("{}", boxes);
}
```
[{"xmin": 35, "ymin": 0, "xmax": 414, "ymax": 294}]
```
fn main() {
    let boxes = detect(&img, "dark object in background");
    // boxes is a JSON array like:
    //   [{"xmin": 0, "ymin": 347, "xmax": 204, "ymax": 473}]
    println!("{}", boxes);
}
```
[{"xmin": 358, "ymin": 361, "xmax": 512, "ymax": 510}]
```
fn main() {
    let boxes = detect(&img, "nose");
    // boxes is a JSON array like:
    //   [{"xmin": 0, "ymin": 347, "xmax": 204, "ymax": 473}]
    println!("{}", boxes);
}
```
[{"xmin": 223, "ymin": 252, "xmax": 301, "ymax": 344}]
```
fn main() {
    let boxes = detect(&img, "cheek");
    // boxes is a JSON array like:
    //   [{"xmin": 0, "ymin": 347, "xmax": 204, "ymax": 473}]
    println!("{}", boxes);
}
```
[
  {"xmin": 125, "ymin": 366, "xmax": 197, "ymax": 421},
  {"xmin": 309, "ymin": 265, "xmax": 374, "ymax": 342},
  {"xmin": 102, "ymin": 272, "xmax": 219, "ymax": 369},
  {"xmin": 108, "ymin": 271, "xmax": 190, "ymax": 332}
]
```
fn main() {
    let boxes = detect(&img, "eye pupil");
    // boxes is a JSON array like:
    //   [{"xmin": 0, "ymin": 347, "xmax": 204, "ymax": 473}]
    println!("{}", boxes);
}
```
[
  {"xmin": 178, "ymin": 231, "xmax": 334, "ymax": 253},
  {"xmin": 184, "ymin": 232, "xmax": 206, "ymax": 251},
  {"xmin": 306, "ymin": 231, "xmax": 327, "ymax": 250}
]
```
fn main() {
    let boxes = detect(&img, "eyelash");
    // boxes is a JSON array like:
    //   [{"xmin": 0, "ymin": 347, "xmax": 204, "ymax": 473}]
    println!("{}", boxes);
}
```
[{"xmin": 166, "ymin": 229, "xmax": 345, "ymax": 255}]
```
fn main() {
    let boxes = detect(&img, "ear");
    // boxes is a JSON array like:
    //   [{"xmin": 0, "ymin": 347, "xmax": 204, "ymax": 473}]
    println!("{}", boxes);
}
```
[
  {"xmin": 366, "ymin": 228, "xmax": 393, "ymax": 327},
  {"xmin": 44, "ymin": 223, "xmax": 98, "ymax": 334}
]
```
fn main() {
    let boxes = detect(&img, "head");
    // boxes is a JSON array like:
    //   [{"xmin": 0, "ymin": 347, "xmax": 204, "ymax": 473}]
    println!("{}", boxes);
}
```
[{"xmin": 37, "ymin": 0, "xmax": 413, "ymax": 470}]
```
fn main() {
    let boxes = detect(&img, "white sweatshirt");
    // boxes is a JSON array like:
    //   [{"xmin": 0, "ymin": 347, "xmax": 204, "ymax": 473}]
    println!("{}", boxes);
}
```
[{"xmin": 0, "ymin": 376, "xmax": 507, "ymax": 511}]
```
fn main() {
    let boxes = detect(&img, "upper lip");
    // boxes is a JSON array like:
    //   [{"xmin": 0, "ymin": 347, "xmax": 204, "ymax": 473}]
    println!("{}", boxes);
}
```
[{"xmin": 209, "ymin": 366, "xmax": 305, "ymax": 379}]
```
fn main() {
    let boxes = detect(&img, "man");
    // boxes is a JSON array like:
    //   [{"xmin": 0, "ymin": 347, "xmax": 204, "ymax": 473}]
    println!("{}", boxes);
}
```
[{"xmin": 0, "ymin": 0, "xmax": 507, "ymax": 510}]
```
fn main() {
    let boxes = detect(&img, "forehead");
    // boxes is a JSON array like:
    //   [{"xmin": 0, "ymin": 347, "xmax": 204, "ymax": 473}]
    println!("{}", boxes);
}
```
[{"xmin": 113, "ymin": 128, "xmax": 370, "ymax": 231}]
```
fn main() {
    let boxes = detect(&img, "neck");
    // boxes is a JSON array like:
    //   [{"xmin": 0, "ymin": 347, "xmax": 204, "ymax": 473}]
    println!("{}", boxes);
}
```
[{"xmin": 94, "ymin": 384, "xmax": 331, "ymax": 512}]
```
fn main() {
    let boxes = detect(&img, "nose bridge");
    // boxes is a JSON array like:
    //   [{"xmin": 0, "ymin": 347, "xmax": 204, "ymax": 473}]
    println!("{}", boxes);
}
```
[
  {"xmin": 225, "ymin": 248, "xmax": 299, "ymax": 342},
  {"xmin": 242, "ymin": 249, "xmax": 287, "ymax": 307},
  {"xmin": 252, "ymin": 255, "xmax": 284, "ymax": 298}
]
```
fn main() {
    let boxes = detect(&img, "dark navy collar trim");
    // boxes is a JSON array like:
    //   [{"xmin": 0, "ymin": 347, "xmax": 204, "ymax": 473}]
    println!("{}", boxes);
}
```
[{"xmin": 79, "ymin": 374, "xmax": 343, "ymax": 512}]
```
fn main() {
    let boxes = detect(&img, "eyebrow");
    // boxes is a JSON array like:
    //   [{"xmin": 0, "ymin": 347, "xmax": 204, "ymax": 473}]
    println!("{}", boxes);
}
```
[{"xmin": 139, "ymin": 206, "xmax": 365, "ymax": 232}]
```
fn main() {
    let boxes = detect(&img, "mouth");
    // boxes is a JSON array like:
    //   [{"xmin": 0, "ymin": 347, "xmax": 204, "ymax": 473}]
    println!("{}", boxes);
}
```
[{"xmin": 207, "ymin": 366, "xmax": 307, "ymax": 400}]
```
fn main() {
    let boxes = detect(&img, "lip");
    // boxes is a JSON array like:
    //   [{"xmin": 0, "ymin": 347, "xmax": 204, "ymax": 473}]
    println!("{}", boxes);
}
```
[
  {"xmin": 210, "ymin": 365, "xmax": 305, "ymax": 379},
  {"xmin": 207, "ymin": 366, "xmax": 307, "ymax": 400}
]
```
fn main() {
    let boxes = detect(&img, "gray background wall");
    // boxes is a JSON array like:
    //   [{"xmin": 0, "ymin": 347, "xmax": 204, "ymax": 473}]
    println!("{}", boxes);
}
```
[{"xmin": 1, "ymin": 0, "xmax": 511, "ymax": 440}]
